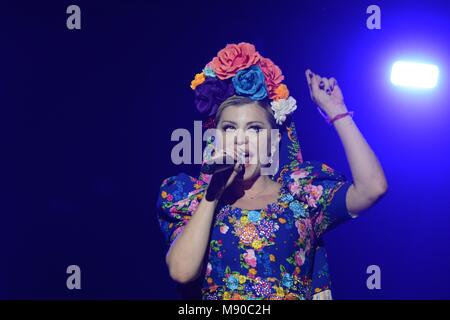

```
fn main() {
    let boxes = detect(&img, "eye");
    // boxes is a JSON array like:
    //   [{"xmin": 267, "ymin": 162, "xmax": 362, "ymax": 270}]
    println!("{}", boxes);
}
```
[
  {"xmin": 247, "ymin": 125, "xmax": 263, "ymax": 133},
  {"xmin": 222, "ymin": 125, "xmax": 236, "ymax": 132}
]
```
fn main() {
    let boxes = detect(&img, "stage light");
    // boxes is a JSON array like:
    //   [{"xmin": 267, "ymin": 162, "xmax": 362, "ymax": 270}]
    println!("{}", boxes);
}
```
[{"xmin": 390, "ymin": 61, "xmax": 439, "ymax": 89}]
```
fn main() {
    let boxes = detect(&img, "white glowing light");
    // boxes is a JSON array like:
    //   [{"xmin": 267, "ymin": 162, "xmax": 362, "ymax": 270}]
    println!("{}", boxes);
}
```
[{"xmin": 390, "ymin": 61, "xmax": 439, "ymax": 89}]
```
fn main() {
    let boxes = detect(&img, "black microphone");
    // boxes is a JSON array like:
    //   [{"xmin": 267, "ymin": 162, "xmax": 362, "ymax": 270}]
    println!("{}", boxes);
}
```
[{"xmin": 200, "ymin": 154, "xmax": 239, "ymax": 175}]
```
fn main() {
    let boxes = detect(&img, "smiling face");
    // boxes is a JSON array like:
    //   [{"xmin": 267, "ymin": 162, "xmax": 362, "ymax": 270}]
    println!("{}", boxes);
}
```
[{"xmin": 215, "ymin": 100, "xmax": 281, "ymax": 182}]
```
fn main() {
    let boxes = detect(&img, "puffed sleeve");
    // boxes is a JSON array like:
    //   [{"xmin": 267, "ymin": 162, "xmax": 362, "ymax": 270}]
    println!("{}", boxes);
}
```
[
  {"xmin": 156, "ymin": 173, "xmax": 208, "ymax": 247},
  {"xmin": 283, "ymin": 160, "xmax": 356, "ymax": 238}
]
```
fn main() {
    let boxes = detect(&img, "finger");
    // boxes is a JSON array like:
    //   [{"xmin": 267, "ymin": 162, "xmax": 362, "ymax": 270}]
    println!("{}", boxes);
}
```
[
  {"xmin": 319, "ymin": 78, "xmax": 328, "ymax": 91},
  {"xmin": 311, "ymin": 74, "xmax": 321, "ymax": 93},
  {"xmin": 305, "ymin": 69, "xmax": 314, "ymax": 87},
  {"xmin": 329, "ymin": 77, "xmax": 337, "ymax": 90},
  {"xmin": 305, "ymin": 71, "xmax": 314, "ymax": 98},
  {"xmin": 233, "ymin": 163, "xmax": 243, "ymax": 173},
  {"xmin": 321, "ymin": 78, "xmax": 331, "ymax": 94}
]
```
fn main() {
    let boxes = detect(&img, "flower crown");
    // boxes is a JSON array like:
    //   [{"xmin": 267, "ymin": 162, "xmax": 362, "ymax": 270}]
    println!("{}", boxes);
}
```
[{"xmin": 190, "ymin": 42, "xmax": 297, "ymax": 127}]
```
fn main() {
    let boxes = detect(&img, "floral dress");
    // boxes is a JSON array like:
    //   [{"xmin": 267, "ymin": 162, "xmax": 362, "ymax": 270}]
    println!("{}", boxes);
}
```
[{"xmin": 156, "ymin": 160, "xmax": 357, "ymax": 300}]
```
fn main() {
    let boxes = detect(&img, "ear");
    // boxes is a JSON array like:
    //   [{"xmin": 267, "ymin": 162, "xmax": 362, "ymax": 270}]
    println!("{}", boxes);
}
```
[
  {"xmin": 272, "ymin": 130, "xmax": 281, "ymax": 148},
  {"xmin": 271, "ymin": 130, "xmax": 282, "ymax": 155}
]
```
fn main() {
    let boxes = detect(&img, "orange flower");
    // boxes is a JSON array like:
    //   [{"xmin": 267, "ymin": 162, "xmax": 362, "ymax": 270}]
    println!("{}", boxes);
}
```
[
  {"xmin": 209, "ymin": 42, "xmax": 261, "ymax": 80},
  {"xmin": 272, "ymin": 84, "xmax": 289, "ymax": 100},
  {"xmin": 278, "ymin": 217, "xmax": 286, "ymax": 224},
  {"xmin": 161, "ymin": 191, "xmax": 167, "ymax": 198},
  {"xmin": 190, "ymin": 72, "xmax": 205, "ymax": 90},
  {"xmin": 269, "ymin": 254, "xmax": 276, "ymax": 262},
  {"xmin": 258, "ymin": 57, "xmax": 284, "ymax": 97}
]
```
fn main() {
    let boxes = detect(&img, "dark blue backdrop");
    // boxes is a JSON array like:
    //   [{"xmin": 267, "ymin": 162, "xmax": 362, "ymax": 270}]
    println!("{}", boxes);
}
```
[{"xmin": 2, "ymin": 0, "xmax": 449, "ymax": 299}]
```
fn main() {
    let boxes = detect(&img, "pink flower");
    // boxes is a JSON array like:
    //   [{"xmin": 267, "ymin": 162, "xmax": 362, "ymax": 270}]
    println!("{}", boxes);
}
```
[
  {"xmin": 257, "ymin": 57, "xmax": 284, "ymax": 98},
  {"xmin": 243, "ymin": 249, "xmax": 257, "ymax": 268},
  {"xmin": 290, "ymin": 169, "xmax": 308, "ymax": 181},
  {"xmin": 307, "ymin": 197, "xmax": 318, "ymax": 208},
  {"xmin": 166, "ymin": 194, "xmax": 173, "ymax": 201},
  {"xmin": 220, "ymin": 225, "xmax": 229, "ymax": 234},
  {"xmin": 208, "ymin": 42, "xmax": 261, "ymax": 80},
  {"xmin": 188, "ymin": 198, "xmax": 199, "ymax": 212},
  {"xmin": 295, "ymin": 220, "xmax": 307, "ymax": 238},
  {"xmin": 303, "ymin": 184, "xmax": 323, "ymax": 208},
  {"xmin": 169, "ymin": 206, "xmax": 177, "ymax": 213},
  {"xmin": 206, "ymin": 262, "xmax": 212, "ymax": 277},
  {"xmin": 295, "ymin": 249, "xmax": 305, "ymax": 266}
]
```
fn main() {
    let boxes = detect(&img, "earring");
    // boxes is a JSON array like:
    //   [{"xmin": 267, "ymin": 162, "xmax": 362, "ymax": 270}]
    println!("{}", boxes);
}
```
[{"xmin": 269, "ymin": 146, "xmax": 276, "ymax": 164}]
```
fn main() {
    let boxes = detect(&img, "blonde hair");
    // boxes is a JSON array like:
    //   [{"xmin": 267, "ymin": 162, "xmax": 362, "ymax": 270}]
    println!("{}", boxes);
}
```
[{"xmin": 214, "ymin": 95, "xmax": 278, "ymax": 129}]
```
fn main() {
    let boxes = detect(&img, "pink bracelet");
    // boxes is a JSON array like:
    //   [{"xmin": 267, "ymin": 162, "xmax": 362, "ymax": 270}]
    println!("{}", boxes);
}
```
[
  {"xmin": 317, "ymin": 107, "xmax": 354, "ymax": 125},
  {"xmin": 327, "ymin": 111, "xmax": 354, "ymax": 125}
]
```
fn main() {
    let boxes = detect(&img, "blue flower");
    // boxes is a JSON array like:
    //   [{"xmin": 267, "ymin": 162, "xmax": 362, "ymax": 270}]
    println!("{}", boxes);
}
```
[
  {"xmin": 281, "ymin": 194, "xmax": 294, "ymax": 203},
  {"xmin": 232, "ymin": 65, "xmax": 268, "ymax": 100},
  {"xmin": 282, "ymin": 273, "xmax": 294, "ymax": 288},
  {"xmin": 289, "ymin": 200, "xmax": 308, "ymax": 218},
  {"xmin": 203, "ymin": 66, "xmax": 216, "ymax": 78},
  {"xmin": 248, "ymin": 210, "xmax": 261, "ymax": 223},
  {"xmin": 226, "ymin": 275, "xmax": 239, "ymax": 290}
]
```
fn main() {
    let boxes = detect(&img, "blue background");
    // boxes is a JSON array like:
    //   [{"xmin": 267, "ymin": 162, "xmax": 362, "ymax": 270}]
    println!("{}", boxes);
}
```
[{"xmin": 1, "ymin": 0, "xmax": 449, "ymax": 299}]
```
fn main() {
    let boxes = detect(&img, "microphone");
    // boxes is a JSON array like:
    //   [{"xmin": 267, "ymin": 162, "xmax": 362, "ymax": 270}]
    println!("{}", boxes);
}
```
[{"xmin": 200, "ymin": 154, "xmax": 240, "ymax": 175}]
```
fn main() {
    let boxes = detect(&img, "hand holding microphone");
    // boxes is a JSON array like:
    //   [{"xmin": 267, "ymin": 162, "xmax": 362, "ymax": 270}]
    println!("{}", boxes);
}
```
[{"xmin": 202, "ymin": 148, "xmax": 244, "ymax": 201}]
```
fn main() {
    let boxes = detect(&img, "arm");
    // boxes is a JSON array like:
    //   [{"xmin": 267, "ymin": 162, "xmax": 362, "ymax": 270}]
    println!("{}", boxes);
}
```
[
  {"xmin": 305, "ymin": 69, "xmax": 388, "ymax": 216},
  {"xmin": 166, "ymin": 154, "xmax": 242, "ymax": 283},
  {"xmin": 165, "ymin": 195, "xmax": 218, "ymax": 283},
  {"xmin": 332, "ymin": 113, "xmax": 387, "ymax": 216}
]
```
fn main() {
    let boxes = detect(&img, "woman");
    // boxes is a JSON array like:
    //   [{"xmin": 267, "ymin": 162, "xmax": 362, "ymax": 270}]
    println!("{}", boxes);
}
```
[{"xmin": 157, "ymin": 42, "xmax": 387, "ymax": 300}]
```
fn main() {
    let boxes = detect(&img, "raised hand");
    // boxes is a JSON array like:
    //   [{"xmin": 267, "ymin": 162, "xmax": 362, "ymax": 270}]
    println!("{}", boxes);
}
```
[{"xmin": 305, "ymin": 69, "xmax": 348, "ymax": 118}]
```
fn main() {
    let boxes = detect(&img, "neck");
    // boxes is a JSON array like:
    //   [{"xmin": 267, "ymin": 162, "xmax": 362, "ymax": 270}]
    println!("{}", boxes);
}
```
[{"xmin": 233, "ymin": 174, "xmax": 274, "ymax": 197}]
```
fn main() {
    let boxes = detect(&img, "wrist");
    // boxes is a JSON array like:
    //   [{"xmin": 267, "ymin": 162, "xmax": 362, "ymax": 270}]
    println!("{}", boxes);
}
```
[
  {"xmin": 317, "ymin": 104, "xmax": 353, "ymax": 126},
  {"xmin": 328, "ymin": 111, "xmax": 354, "ymax": 125},
  {"xmin": 324, "ymin": 104, "xmax": 348, "ymax": 119},
  {"xmin": 332, "ymin": 112, "xmax": 354, "ymax": 126}
]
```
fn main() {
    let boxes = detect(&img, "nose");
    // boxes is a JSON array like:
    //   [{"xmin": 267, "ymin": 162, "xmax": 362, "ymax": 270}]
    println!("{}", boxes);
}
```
[{"xmin": 235, "ymin": 128, "xmax": 248, "ymax": 148}]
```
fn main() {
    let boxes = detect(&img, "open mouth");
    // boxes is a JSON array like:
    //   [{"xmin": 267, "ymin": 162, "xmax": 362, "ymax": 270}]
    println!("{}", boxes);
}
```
[
  {"xmin": 243, "ymin": 152, "xmax": 254, "ymax": 167},
  {"xmin": 237, "ymin": 149, "xmax": 255, "ymax": 167}
]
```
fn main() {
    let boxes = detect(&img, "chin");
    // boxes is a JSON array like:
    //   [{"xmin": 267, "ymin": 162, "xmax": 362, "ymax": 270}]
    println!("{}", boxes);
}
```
[{"xmin": 241, "ymin": 164, "xmax": 260, "ymax": 181}]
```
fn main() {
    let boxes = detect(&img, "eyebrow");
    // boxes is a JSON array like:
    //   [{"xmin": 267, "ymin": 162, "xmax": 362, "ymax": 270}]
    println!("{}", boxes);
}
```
[{"xmin": 221, "ymin": 121, "xmax": 265, "ymax": 126}]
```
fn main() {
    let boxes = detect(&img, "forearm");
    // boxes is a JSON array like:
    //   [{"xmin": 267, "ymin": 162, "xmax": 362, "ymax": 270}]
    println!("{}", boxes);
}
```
[
  {"xmin": 332, "ymin": 114, "xmax": 387, "ymax": 198},
  {"xmin": 166, "ymin": 196, "xmax": 218, "ymax": 283}
]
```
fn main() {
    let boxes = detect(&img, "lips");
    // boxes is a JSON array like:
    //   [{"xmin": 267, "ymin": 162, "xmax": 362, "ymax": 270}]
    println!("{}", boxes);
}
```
[{"xmin": 237, "ymin": 148, "xmax": 258, "ymax": 166}]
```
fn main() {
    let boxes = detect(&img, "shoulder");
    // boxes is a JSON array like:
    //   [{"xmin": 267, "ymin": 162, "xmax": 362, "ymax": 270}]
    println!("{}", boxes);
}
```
[
  {"xmin": 157, "ymin": 172, "xmax": 208, "ymax": 207},
  {"xmin": 280, "ymin": 160, "xmax": 350, "ymax": 208},
  {"xmin": 281, "ymin": 160, "xmax": 346, "ymax": 185}
]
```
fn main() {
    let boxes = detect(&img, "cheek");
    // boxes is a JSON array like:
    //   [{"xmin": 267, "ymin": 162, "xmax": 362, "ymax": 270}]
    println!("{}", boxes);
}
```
[{"xmin": 221, "ymin": 134, "xmax": 236, "ymax": 153}]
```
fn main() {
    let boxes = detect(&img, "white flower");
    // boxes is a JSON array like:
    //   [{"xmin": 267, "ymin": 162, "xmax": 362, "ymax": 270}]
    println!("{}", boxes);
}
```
[{"xmin": 270, "ymin": 96, "xmax": 297, "ymax": 125}]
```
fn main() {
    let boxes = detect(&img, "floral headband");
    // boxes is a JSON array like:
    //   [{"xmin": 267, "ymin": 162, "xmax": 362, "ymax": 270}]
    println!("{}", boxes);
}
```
[{"xmin": 190, "ymin": 42, "xmax": 297, "ymax": 128}]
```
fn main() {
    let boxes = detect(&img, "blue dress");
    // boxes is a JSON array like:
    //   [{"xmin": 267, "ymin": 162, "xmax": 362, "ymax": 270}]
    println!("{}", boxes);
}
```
[{"xmin": 156, "ymin": 160, "xmax": 356, "ymax": 300}]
